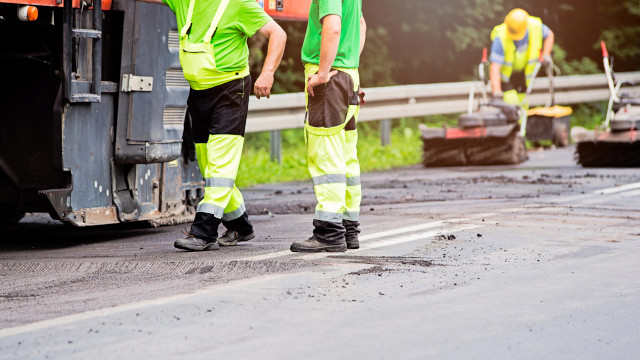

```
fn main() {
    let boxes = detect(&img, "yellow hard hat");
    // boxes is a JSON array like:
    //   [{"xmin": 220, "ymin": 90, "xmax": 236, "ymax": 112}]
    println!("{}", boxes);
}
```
[{"xmin": 505, "ymin": 8, "xmax": 529, "ymax": 41}]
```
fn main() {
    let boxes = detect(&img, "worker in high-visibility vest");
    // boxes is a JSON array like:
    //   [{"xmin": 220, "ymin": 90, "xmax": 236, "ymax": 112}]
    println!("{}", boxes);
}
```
[
  {"xmin": 140, "ymin": 0, "xmax": 287, "ymax": 251},
  {"xmin": 490, "ymin": 8, "xmax": 554, "ymax": 111},
  {"xmin": 290, "ymin": 0, "xmax": 366, "ymax": 252}
]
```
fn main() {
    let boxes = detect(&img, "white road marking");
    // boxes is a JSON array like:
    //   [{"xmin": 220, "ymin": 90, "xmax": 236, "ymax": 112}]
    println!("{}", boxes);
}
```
[
  {"xmin": 0, "ymin": 273, "xmax": 289, "ymax": 339},
  {"xmin": 299, "ymin": 224, "xmax": 480, "ymax": 260},
  {"xmin": 239, "ymin": 216, "xmax": 491, "ymax": 262},
  {"xmin": 555, "ymin": 181, "xmax": 640, "ymax": 204},
  {"xmin": 592, "ymin": 182, "xmax": 640, "ymax": 195}
]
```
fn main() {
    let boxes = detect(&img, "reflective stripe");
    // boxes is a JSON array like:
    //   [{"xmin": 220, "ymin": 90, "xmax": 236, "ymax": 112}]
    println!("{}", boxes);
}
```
[
  {"xmin": 205, "ymin": 177, "xmax": 235, "ymax": 188},
  {"xmin": 501, "ymin": 74, "xmax": 510, "ymax": 82},
  {"xmin": 527, "ymin": 58, "xmax": 539, "ymax": 65},
  {"xmin": 314, "ymin": 210, "xmax": 343, "ymax": 223},
  {"xmin": 312, "ymin": 174, "xmax": 346, "ymax": 186},
  {"xmin": 346, "ymin": 176, "xmax": 361, "ymax": 187},
  {"xmin": 222, "ymin": 202, "xmax": 246, "ymax": 221},
  {"xmin": 342, "ymin": 211, "xmax": 359, "ymax": 221},
  {"xmin": 503, "ymin": 62, "xmax": 513, "ymax": 67},
  {"xmin": 197, "ymin": 203, "xmax": 224, "ymax": 219}
]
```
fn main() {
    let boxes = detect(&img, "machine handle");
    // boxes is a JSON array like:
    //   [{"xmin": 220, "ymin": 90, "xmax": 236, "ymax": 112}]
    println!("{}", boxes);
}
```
[
  {"xmin": 481, "ymin": 47, "xmax": 487, "ymax": 63},
  {"xmin": 601, "ymin": 41, "xmax": 609, "ymax": 58}
]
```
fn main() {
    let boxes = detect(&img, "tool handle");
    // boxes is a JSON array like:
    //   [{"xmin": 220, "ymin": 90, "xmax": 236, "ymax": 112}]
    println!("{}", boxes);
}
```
[
  {"xmin": 601, "ymin": 41, "xmax": 608, "ymax": 58},
  {"xmin": 482, "ymin": 47, "xmax": 487, "ymax": 63}
]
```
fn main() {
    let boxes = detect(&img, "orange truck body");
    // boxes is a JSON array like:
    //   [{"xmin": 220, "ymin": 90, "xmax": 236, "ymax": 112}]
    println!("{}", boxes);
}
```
[{"xmin": 0, "ymin": 0, "xmax": 311, "ymax": 19}]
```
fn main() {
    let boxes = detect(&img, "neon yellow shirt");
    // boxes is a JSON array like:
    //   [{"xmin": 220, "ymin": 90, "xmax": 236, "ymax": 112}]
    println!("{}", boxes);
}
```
[{"xmin": 163, "ymin": 0, "xmax": 271, "ymax": 87}]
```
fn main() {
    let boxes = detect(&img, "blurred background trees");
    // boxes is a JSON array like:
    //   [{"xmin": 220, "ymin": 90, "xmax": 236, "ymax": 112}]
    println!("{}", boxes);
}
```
[{"xmin": 250, "ymin": 0, "xmax": 640, "ymax": 92}]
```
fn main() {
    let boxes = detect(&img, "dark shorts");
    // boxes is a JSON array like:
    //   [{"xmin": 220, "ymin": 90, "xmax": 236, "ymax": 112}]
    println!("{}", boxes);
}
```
[
  {"xmin": 187, "ymin": 75, "xmax": 251, "ymax": 143},
  {"xmin": 307, "ymin": 71, "xmax": 359, "ymax": 131}
]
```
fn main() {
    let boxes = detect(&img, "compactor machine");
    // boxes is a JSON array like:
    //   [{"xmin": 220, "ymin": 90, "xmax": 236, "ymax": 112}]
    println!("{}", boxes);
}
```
[
  {"xmin": 419, "ymin": 49, "xmax": 533, "ymax": 167},
  {"xmin": 571, "ymin": 42, "xmax": 640, "ymax": 167}
]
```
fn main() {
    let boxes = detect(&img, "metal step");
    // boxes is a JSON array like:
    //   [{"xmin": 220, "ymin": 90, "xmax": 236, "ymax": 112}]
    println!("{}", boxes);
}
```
[
  {"xmin": 73, "ymin": 29, "xmax": 102, "ymax": 38},
  {"xmin": 70, "ymin": 93, "xmax": 101, "ymax": 103}
]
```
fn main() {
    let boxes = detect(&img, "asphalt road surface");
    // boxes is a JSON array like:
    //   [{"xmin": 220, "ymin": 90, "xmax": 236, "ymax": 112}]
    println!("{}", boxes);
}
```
[{"xmin": 1, "ymin": 146, "xmax": 639, "ymax": 359}]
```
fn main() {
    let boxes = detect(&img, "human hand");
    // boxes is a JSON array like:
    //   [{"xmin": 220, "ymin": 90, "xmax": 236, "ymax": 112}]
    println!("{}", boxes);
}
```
[
  {"xmin": 307, "ymin": 70, "xmax": 338, "ymax": 97},
  {"xmin": 254, "ymin": 71, "xmax": 274, "ymax": 99},
  {"xmin": 542, "ymin": 54, "xmax": 553, "ymax": 69},
  {"xmin": 358, "ymin": 87, "xmax": 366, "ymax": 105}
]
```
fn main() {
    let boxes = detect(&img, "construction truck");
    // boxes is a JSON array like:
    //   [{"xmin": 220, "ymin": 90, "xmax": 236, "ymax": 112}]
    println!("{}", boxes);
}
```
[{"xmin": 0, "ymin": 0, "xmax": 309, "ymax": 226}]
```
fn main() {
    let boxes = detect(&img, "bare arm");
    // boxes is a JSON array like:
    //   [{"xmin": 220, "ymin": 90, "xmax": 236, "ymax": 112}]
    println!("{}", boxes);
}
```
[
  {"xmin": 490, "ymin": 62, "xmax": 502, "ymax": 96},
  {"xmin": 542, "ymin": 30, "xmax": 554, "ymax": 57},
  {"xmin": 253, "ymin": 20, "xmax": 287, "ymax": 99},
  {"xmin": 307, "ymin": 14, "xmax": 341, "ymax": 96},
  {"xmin": 360, "ymin": 16, "xmax": 366, "ymax": 55}
]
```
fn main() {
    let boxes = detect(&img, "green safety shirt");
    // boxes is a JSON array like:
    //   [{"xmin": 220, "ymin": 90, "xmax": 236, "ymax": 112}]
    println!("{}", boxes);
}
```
[
  {"xmin": 301, "ymin": 0, "xmax": 362, "ymax": 69},
  {"xmin": 163, "ymin": 0, "xmax": 272, "ymax": 88}
]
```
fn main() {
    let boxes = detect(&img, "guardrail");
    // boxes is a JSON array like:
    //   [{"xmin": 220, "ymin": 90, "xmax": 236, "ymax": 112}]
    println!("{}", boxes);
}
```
[{"xmin": 246, "ymin": 71, "xmax": 640, "ymax": 162}]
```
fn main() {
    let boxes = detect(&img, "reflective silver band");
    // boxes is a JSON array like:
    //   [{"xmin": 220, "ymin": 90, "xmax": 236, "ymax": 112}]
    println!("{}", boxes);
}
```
[
  {"xmin": 314, "ymin": 210, "xmax": 343, "ymax": 223},
  {"xmin": 196, "ymin": 203, "xmax": 224, "ymax": 218},
  {"xmin": 222, "ymin": 203, "xmax": 246, "ymax": 221},
  {"xmin": 503, "ymin": 62, "xmax": 513, "ymax": 67},
  {"xmin": 312, "ymin": 174, "xmax": 346, "ymax": 186},
  {"xmin": 342, "ymin": 211, "xmax": 359, "ymax": 221},
  {"xmin": 346, "ymin": 176, "xmax": 361, "ymax": 186},
  {"xmin": 205, "ymin": 177, "xmax": 235, "ymax": 188}
]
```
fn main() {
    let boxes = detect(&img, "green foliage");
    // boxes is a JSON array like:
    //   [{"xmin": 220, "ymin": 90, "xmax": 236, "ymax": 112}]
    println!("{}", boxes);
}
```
[
  {"xmin": 569, "ymin": 102, "xmax": 608, "ymax": 129},
  {"xmin": 553, "ymin": 46, "xmax": 600, "ymax": 75}
]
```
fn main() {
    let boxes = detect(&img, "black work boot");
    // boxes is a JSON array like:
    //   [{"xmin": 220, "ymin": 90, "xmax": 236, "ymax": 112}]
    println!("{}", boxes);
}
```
[
  {"xmin": 290, "ymin": 235, "xmax": 347, "ymax": 253},
  {"xmin": 217, "ymin": 230, "xmax": 255, "ymax": 246},
  {"xmin": 174, "ymin": 234, "xmax": 219, "ymax": 251},
  {"xmin": 343, "ymin": 220, "xmax": 361, "ymax": 249},
  {"xmin": 219, "ymin": 212, "xmax": 254, "ymax": 246}
]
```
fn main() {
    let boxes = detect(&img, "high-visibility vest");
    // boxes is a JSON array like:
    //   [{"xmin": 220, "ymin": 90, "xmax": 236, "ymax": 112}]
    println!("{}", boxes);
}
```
[{"xmin": 491, "ymin": 16, "xmax": 543, "ymax": 88}]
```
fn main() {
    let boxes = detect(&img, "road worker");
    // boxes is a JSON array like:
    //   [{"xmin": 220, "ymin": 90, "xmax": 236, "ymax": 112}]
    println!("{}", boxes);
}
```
[
  {"xmin": 489, "ymin": 8, "xmax": 554, "ymax": 111},
  {"xmin": 290, "ymin": 0, "xmax": 366, "ymax": 252},
  {"xmin": 140, "ymin": 0, "xmax": 287, "ymax": 251}
]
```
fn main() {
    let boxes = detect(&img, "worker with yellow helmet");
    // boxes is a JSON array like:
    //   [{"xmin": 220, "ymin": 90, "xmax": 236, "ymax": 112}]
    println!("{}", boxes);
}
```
[{"xmin": 489, "ymin": 8, "xmax": 554, "ymax": 108}]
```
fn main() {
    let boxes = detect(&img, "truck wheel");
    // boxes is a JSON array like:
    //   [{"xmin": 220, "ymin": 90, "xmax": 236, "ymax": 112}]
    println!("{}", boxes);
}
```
[
  {"xmin": 553, "ymin": 124, "xmax": 569, "ymax": 147},
  {"xmin": 0, "ymin": 210, "xmax": 25, "ymax": 225}
]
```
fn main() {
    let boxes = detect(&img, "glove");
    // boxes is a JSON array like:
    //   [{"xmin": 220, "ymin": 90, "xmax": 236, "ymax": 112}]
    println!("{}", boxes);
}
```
[
  {"xmin": 542, "ymin": 54, "xmax": 553, "ymax": 69},
  {"xmin": 490, "ymin": 92, "xmax": 503, "ymax": 102}
]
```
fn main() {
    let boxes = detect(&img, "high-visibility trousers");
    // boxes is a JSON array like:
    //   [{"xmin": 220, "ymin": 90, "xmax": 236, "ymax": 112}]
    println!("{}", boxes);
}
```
[
  {"xmin": 304, "ymin": 64, "xmax": 362, "ymax": 243},
  {"xmin": 187, "ymin": 76, "xmax": 252, "ymax": 241}
]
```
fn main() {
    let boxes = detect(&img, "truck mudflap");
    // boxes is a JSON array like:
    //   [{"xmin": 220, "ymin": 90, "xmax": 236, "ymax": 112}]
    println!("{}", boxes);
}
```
[{"xmin": 419, "ymin": 123, "xmax": 528, "ymax": 167}]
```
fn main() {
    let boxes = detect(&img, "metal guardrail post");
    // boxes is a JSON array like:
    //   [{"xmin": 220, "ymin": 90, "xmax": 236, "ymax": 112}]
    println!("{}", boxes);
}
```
[
  {"xmin": 270, "ymin": 130, "xmax": 282, "ymax": 163},
  {"xmin": 381, "ymin": 119, "xmax": 391, "ymax": 146}
]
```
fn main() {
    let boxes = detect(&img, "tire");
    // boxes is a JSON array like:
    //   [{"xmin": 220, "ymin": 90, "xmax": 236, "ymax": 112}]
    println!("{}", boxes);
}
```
[{"xmin": 0, "ymin": 209, "xmax": 25, "ymax": 226}]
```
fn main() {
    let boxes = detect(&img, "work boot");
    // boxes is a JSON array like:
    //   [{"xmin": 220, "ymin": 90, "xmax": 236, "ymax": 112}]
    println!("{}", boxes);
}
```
[
  {"xmin": 290, "ymin": 236, "xmax": 347, "ymax": 253},
  {"xmin": 343, "ymin": 220, "xmax": 361, "ymax": 249},
  {"xmin": 345, "ymin": 236, "xmax": 359, "ymax": 250},
  {"xmin": 174, "ymin": 234, "xmax": 219, "ymax": 251},
  {"xmin": 217, "ymin": 230, "xmax": 256, "ymax": 246}
]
